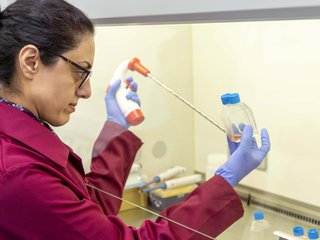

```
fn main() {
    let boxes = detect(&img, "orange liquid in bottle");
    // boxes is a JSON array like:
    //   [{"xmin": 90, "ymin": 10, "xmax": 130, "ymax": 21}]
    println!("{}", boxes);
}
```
[{"xmin": 229, "ymin": 133, "xmax": 242, "ymax": 142}]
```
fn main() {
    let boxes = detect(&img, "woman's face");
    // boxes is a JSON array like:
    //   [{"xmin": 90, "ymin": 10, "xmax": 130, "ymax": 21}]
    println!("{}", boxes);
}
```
[{"xmin": 29, "ymin": 34, "xmax": 95, "ymax": 126}]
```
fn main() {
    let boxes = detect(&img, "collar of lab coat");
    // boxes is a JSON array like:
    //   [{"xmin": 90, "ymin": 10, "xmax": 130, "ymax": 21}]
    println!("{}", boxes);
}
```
[{"xmin": 0, "ymin": 102, "xmax": 69, "ymax": 168}]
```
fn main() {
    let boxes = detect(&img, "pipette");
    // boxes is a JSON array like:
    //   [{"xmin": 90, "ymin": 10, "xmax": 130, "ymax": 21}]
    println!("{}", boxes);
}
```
[
  {"xmin": 108, "ymin": 59, "xmax": 145, "ymax": 126},
  {"xmin": 141, "ymin": 174, "xmax": 202, "ymax": 192},
  {"xmin": 141, "ymin": 166, "xmax": 186, "ymax": 188},
  {"xmin": 127, "ymin": 58, "xmax": 226, "ymax": 132}
]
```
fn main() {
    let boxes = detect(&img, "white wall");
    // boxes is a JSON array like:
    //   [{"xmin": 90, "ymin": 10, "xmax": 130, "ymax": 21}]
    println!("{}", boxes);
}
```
[
  {"xmin": 192, "ymin": 20, "xmax": 320, "ymax": 207},
  {"xmin": 54, "ymin": 25, "xmax": 195, "ymax": 178}
]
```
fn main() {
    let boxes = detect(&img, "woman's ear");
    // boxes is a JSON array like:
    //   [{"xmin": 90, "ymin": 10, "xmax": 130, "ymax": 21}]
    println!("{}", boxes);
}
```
[{"xmin": 18, "ymin": 45, "xmax": 41, "ymax": 80}]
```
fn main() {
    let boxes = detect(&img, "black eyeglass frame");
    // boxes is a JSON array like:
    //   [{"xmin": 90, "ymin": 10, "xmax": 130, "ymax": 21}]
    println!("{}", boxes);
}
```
[{"xmin": 54, "ymin": 54, "xmax": 92, "ymax": 88}]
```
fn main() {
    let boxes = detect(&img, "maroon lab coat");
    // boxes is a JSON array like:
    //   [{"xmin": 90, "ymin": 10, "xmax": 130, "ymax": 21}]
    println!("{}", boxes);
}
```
[{"xmin": 0, "ymin": 101, "xmax": 243, "ymax": 239}]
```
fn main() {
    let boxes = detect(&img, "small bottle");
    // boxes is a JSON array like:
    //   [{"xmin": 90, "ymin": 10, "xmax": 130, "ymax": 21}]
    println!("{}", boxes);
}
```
[
  {"xmin": 308, "ymin": 229, "xmax": 319, "ymax": 240},
  {"xmin": 221, "ymin": 93, "xmax": 258, "ymax": 142},
  {"xmin": 250, "ymin": 211, "xmax": 270, "ymax": 232},
  {"xmin": 249, "ymin": 211, "xmax": 270, "ymax": 240},
  {"xmin": 293, "ymin": 226, "xmax": 308, "ymax": 239}
]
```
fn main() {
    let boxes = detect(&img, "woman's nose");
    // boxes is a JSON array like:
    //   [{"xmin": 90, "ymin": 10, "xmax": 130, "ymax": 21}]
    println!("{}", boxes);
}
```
[{"xmin": 76, "ymin": 79, "xmax": 92, "ymax": 99}]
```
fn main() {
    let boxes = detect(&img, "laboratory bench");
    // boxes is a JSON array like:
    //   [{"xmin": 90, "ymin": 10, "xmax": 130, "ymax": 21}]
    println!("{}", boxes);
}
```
[{"xmin": 119, "ymin": 192, "xmax": 319, "ymax": 240}]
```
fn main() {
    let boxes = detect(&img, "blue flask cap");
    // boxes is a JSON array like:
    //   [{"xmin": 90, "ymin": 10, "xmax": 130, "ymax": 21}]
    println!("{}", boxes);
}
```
[
  {"xmin": 308, "ymin": 229, "xmax": 319, "ymax": 239},
  {"xmin": 293, "ymin": 226, "xmax": 304, "ymax": 237},
  {"xmin": 221, "ymin": 93, "xmax": 240, "ymax": 105},
  {"xmin": 254, "ymin": 211, "xmax": 264, "ymax": 220}
]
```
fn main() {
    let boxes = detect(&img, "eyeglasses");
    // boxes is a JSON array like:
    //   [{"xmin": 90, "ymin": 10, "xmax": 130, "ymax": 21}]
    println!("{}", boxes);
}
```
[{"xmin": 55, "ymin": 54, "xmax": 92, "ymax": 88}]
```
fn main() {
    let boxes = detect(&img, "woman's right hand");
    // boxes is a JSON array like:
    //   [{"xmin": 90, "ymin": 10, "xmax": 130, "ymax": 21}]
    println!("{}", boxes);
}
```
[{"xmin": 105, "ymin": 77, "xmax": 141, "ymax": 128}]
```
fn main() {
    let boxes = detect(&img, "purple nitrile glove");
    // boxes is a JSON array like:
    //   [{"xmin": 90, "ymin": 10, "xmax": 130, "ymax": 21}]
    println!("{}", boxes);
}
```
[
  {"xmin": 216, "ymin": 125, "xmax": 271, "ymax": 187},
  {"xmin": 105, "ymin": 76, "xmax": 141, "ymax": 129}
]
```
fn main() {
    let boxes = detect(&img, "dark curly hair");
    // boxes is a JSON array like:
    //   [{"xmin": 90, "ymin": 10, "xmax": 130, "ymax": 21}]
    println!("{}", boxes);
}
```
[{"xmin": 0, "ymin": 0, "xmax": 94, "ymax": 86}]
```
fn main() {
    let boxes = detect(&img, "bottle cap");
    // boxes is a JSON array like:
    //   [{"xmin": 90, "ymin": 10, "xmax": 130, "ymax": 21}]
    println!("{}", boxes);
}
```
[
  {"xmin": 221, "ymin": 93, "xmax": 231, "ymax": 105},
  {"xmin": 221, "ymin": 93, "xmax": 240, "ymax": 105},
  {"xmin": 254, "ymin": 211, "xmax": 264, "ymax": 220},
  {"xmin": 308, "ymin": 229, "xmax": 319, "ymax": 239},
  {"xmin": 126, "ymin": 109, "xmax": 145, "ymax": 126},
  {"xmin": 293, "ymin": 226, "xmax": 304, "ymax": 237}
]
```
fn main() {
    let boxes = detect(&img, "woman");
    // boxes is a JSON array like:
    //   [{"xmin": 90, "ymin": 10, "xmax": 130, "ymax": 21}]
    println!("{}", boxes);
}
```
[{"xmin": 0, "ymin": 0, "xmax": 270, "ymax": 239}]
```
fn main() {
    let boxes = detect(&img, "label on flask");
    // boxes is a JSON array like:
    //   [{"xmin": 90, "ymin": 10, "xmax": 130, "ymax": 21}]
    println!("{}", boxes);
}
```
[{"xmin": 250, "ymin": 220, "xmax": 270, "ymax": 232}]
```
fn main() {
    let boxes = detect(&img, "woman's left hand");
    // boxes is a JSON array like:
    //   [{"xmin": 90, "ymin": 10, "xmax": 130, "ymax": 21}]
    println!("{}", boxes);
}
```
[{"xmin": 215, "ymin": 125, "xmax": 271, "ymax": 186}]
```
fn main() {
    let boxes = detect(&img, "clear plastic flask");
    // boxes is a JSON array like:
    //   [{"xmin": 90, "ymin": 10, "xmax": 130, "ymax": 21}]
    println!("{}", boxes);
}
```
[
  {"xmin": 249, "ymin": 211, "xmax": 270, "ymax": 240},
  {"xmin": 221, "ymin": 93, "xmax": 258, "ymax": 142}
]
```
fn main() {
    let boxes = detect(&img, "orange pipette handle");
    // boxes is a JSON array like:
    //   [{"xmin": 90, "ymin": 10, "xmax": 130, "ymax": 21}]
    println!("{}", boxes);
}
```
[{"xmin": 128, "ymin": 58, "xmax": 150, "ymax": 77}]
